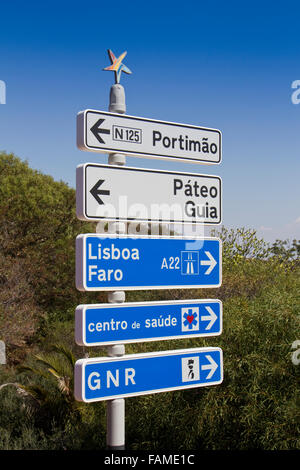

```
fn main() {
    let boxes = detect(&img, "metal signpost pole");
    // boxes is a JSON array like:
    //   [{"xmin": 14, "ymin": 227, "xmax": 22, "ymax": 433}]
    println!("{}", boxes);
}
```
[{"xmin": 102, "ymin": 82, "xmax": 126, "ymax": 450}]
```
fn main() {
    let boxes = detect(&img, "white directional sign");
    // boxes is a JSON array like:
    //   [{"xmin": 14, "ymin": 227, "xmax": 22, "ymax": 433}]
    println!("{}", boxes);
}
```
[
  {"xmin": 76, "ymin": 163, "xmax": 222, "ymax": 225},
  {"xmin": 77, "ymin": 110, "xmax": 221, "ymax": 165},
  {"xmin": 74, "ymin": 347, "xmax": 223, "ymax": 402}
]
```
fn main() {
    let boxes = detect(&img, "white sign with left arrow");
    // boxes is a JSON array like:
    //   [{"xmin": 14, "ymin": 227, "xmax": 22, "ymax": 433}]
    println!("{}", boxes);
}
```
[
  {"xmin": 77, "ymin": 110, "xmax": 221, "ymax": 165},
  {"xmin": 76, "ymin": 163, "xmax": 221, "ymax": 225}
]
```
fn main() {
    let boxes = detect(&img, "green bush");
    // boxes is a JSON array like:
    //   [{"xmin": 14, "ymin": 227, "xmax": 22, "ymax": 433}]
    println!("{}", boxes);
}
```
[
  {"xmin": 0, "ymin": 153, "xmax": 299, "ymax": 450},
  {"xmin": 2, "ymin": 258, "xmax": 298, "ymax": 450}
]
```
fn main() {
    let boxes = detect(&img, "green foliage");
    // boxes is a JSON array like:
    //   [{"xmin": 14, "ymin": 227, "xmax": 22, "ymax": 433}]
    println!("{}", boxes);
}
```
[
  {"xmin": 2, "ymin": 260, "xmax": 299, "ymax": 450},
  {"xmin": 125, "ymin": 262, "xmax": 300, "ymax": 450},
  {"xmin": 0, "ymin": 154, "xmax": 299, "ymax": 450},
  {"xmin": 17, "ymin": 343, "xmax": 76, "ymax": 407},
  {"xmin": 270, "ymin": 238, "xmax": 300, "ymax": 262},
  {"xmin": 0, "ymin": 152, "xmax": 101, "ymax": 351},
  {"xmin": 211, "ymin": 226, "xmax": 271, "ymax": 264},
  {"xmin": 0, "ymin": 375, "xmax": 106, "ymax": 450}
]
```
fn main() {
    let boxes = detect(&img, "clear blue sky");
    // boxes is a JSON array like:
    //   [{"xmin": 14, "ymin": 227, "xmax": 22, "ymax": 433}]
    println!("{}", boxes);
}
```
[{"xmin": 1, "ymin": 0, "xmax": 300, "ymax": 243}]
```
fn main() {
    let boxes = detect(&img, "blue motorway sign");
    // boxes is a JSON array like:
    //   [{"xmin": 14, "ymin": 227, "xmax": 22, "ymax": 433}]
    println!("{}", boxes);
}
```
[
  {"xmin": 76, "ymin": 234, "xmax": 221, "ymax": 291},
  {"xmin": 75, "ymin": 299, "xmax": 222, "ymax": 346},
  {"xmin": 74, "ymin": 347, "xmax": 223, "ymax": 402}
]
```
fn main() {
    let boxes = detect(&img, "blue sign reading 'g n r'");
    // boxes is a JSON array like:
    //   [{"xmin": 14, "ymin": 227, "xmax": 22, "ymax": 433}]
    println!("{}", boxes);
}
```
[
  {"xmin": 74, "ymin": 347, "xmax": 223, "ymax": 402},
  {"xmin": 76, "ymin": 234, "xmax": 221, "ymax": 291}
]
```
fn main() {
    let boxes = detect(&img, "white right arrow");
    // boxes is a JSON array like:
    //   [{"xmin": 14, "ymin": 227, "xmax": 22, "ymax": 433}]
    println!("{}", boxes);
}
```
[
  {"xmin": 201, "ymin": 306, "xmax": 218, "ymax": 330},
  {"xmin": 201, "ymin": 355, "xmax": 218, "ymax": 380},
  {"xmin": 200, "ymin": 251, "xmax": 217, "ymax": 275}
]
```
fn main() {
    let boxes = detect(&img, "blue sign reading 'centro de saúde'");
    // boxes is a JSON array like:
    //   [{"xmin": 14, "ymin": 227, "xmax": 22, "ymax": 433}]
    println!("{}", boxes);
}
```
[
  {"xmin": 74, "ymin": 347, "xmax": 223, "ymax": 402},
  {"xmin": 75, "ymin": 300, "xmax": 222, "ymax": 346},
  {"xmin": 76, "ymin": 234, "xmax": 221, "ymax": 291}
]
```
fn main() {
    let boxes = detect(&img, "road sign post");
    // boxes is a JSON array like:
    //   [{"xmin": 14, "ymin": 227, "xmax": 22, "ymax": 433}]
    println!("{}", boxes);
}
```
[
  {"xmin": 75, "ymin": 49, "xmax": 223, "ymax": 451},
  {"xmin": 104, "ymin": 82, "xmax": 127, "ymax": 450}
]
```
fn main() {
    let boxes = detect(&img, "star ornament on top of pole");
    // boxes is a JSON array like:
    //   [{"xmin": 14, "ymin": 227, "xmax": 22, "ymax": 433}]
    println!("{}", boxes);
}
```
[
  {"xmin": 103, "ymin": 49, "xmax": 132, "ymax": 84},
  {"xmin": 103, "ymin": 49, "xmax": 131, "ymax": 115}
]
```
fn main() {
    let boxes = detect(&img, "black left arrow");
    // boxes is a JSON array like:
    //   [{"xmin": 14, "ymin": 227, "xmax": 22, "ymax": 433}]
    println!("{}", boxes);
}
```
[
  {"xmin": 90, "ymin": 179, "xmax": 110, "ymax": 205},
  {"xmin": 90, "ymin": 119, "xmax": 110, "ymax": 144}
]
